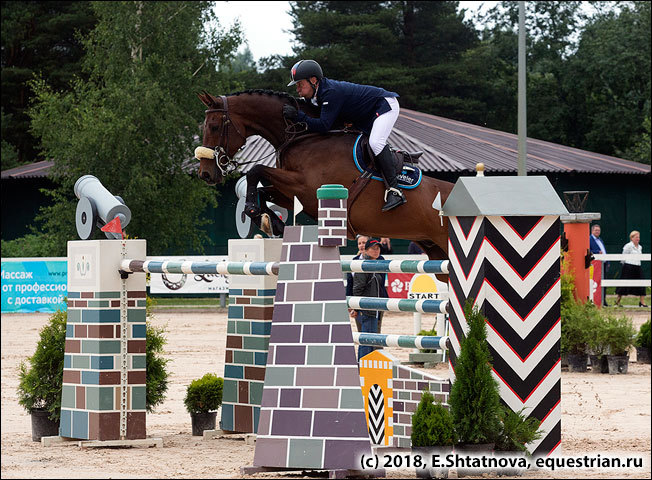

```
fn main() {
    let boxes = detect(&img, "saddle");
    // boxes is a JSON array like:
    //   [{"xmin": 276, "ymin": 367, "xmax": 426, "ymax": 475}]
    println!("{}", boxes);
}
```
[{"xmin": 354, "ymin": 134, "xmax": 423, "ymax": 189}]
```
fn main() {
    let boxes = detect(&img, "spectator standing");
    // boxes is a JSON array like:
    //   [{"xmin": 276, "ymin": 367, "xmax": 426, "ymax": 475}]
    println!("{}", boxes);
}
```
[
  {"xmin": 347, "ymin": 235, "xmax": 369, "ymax": 331},
  {"xmin": 353, "ymin": 239, "xmax": 387, "ymax": 359},
  {"xmin": 379, "ymin": 237, "xmax": 393, "ymax": 255},
  {"xmin": 589, "ymin": 224, "xmax": 609, "ymax": 306},
  {"xmin": 615, "ymin": 230, "xmax": 648, "ymax": 307},
  {"xmin": 408, "ymin": 241, "xmax": 425, "ymax": 255}
]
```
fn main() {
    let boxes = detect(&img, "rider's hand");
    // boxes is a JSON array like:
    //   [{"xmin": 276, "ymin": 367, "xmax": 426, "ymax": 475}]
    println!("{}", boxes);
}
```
[{"xmin": 283, "ymin": 104, "xmax": 298, "ymax": 121}]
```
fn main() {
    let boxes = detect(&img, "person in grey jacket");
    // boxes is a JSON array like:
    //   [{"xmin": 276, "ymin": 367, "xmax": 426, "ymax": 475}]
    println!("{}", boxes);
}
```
[{"xmin": 353, "ymin": 238, "xmax": 386, "ymax": 359}]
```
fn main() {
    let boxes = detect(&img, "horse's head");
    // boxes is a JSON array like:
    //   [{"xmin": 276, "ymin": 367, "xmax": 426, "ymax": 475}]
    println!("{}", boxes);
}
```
[{"xmin": 195, "ymin": 91, "xmax": 247, "ymax": 185}]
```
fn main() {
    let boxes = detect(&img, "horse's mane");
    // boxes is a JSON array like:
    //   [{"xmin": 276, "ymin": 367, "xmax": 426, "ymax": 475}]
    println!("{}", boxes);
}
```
[{"xmin": 227, "ymin": 89, "xmax": 297, "ymax": 103}]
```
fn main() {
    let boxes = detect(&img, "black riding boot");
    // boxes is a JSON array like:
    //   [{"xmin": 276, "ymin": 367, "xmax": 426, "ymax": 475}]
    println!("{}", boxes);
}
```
[{"xmin": 375, "ymin": 144, "xmax": 406, "ymax": 212}]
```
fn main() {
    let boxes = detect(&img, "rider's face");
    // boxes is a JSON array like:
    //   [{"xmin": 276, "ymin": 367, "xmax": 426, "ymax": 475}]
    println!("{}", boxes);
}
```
[{"xmin": 295, "ymin": 78, "xmax": 316, "ymax": 99}]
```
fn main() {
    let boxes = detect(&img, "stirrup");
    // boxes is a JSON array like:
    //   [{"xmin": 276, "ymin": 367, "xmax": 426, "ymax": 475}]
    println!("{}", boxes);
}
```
[{"xmin": 383, "ymin": 187, "xmax": 404, "ymax": 202}]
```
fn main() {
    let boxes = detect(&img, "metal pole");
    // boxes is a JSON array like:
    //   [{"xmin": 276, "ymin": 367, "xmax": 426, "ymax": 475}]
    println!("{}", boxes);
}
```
[{"xmin": 518, "ymin": 1, "xmax": 527, "ymax": 176}]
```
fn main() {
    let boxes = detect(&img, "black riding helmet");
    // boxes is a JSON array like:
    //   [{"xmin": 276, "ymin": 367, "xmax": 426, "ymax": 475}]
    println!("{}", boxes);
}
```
[{"xmin": 287, "ymin": 60, "xmax": 323, "ymax": 87}]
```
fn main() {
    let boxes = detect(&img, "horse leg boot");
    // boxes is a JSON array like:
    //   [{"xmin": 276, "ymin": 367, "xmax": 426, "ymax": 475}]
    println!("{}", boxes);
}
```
[{"xmin": 375, "ymin": 144, "xmax": 406, "ymax": 212}]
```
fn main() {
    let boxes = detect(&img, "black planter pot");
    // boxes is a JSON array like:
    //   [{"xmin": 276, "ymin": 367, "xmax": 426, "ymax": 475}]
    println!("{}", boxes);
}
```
[
  {"xmin": 413, "ymin": 446, "xmax": 452, "ymax": 479},
  {"xmin": 567, "ymin": 353, "xmax": 588, "ymax": 372},
  {"xmin": 30, "ymin": 408, "xmax": 60, "ymax": 442},
  {"xmin": 606, "ymin": 355, "xmax": 629, "ymax": 374},
  {"xmin": 190, "ymin": 411, "xmax": 217, "ymax": 436},
  {"xmin": 636, "ymin": 347, "xmax": 651, "ymax": 364},
  {"xmin": 455, "ymin": 443, "xmax": 495, "ymax": 478},
  {"xmin": 589, "ymin": 354, "xmax": 608, "ymax": 373}
]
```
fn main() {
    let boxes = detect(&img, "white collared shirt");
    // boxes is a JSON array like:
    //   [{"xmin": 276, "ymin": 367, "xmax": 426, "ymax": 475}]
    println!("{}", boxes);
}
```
[{"xmin": 622, "ymin": 242, "xmax": 643, "ymax": 266}]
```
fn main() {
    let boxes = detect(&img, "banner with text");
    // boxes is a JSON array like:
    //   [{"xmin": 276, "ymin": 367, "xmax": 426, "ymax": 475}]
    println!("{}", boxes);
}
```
[{"xmin": 1, "ymin": 258, "xmax": 67, "ymax": 313}]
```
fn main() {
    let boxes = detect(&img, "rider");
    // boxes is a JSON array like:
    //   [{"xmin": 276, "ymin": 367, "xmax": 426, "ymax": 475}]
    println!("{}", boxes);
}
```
[{"xmin": 283, "ymin": 59, "xmax": 407, "ymax": 212}]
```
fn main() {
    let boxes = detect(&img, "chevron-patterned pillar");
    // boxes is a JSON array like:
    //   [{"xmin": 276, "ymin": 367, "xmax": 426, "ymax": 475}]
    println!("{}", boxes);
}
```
[
  {"xmin": 447, "ymin": 215, "xmax": 561, "ymax": 456},
  {"xmin": 443, "ymin": 175, "xmax": 567, "ymax": 457}
]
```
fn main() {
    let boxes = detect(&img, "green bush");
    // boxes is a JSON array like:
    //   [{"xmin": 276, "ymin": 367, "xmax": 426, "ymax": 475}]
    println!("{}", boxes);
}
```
[
  {"xmin": 637, "ymin": 320, "xmax": 651, "ymax": 349},
  {"xmin": 411, "ymin": 390, "xmax": 456, "ymax": 447},
  {"xmin": 561, "ymin": 299, "xmax": 595, "ymax": 355},
  {"xmin": 604, "ymin": 314, "xmax": 636, "ymax": 355},
  {"xmin": 145, "ymin": 320, "xmax": 170, "ymax": 412},
  {"xmin": 184, "ymin": 373, "xmax": 224, "ymax": 414},
  {"xmin": 448, "ymin": 300, "xmax": 502, "ymax": 445},
  {"xmin": 17, "ymin": 309, "xmax": 67, "ymax": 421},
  {"xmin": 494, "ymin": 407, "xmax": 542, "ymax": 452}
]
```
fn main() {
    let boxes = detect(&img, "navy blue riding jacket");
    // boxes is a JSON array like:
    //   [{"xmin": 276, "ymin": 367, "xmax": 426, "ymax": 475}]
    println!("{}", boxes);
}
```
[{"xmin": 295, "ymin": 77, "xmax": 399, "ymax": 136}]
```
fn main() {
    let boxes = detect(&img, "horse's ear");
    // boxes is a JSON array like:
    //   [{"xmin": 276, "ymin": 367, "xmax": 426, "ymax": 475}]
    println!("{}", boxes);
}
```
[{"xmin": 198, "ymin": 91, "xmax": 212, "ymax": 107}]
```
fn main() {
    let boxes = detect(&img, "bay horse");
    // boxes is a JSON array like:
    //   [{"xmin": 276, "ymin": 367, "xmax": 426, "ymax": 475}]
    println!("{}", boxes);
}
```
[{"xmin": 195, "ymin": 90, "xmax": 454, "ymax": 260}]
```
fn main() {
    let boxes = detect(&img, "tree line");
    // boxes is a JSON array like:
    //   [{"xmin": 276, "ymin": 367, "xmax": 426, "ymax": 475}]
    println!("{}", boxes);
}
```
[{"xmin": 1, "ymin": 1, "xmax": 649, "ymax": 256}]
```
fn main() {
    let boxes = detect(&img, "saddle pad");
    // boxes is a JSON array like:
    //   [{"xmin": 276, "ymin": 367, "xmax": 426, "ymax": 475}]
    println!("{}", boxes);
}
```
[{"xmin": 353, "ymin": 134, "xmax": 422, "ymax": 189}]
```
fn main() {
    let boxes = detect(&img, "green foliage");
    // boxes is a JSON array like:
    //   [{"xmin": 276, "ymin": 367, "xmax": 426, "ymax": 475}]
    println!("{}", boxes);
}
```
[
  {"xmin": 25, "ymin": 1, "xmax": 245, "ymax": 256},
  {"xmin": 411, "ymin": 390, "xmax": 456, "ymax": 447},
  {"xmin": 1, "ymin": 233, "xmax": 62, "ymax": 258},
  {"xmin": 1, "ymin": 1, "xmax": 97, "ymax": 168},
  {"xmin": 561, "ymin": 299, "xmax": 597, "ymax": 355},
  {"xmin": 183, "ymin": 373, "xmax": 224, "ymax": 414},
  {"xmin": 637, "ymin": 320, "xmax": 651, "ymax": 349},
  {"xmin": 17, "ymin": 309, "xmax": 67, "ymax": 421},
  {"xmin": 145, "ymin": 321, "xmax": 170, "ymax": 412},
  {"xmin": 603, "ymin": 314, "xmax": 636, "ymax": 356},
  {"xmin": 448, "ymin": 300, "xmax": 502, "ymax": 445},
  {"xmin": 494, "ymin": 407, "xmax": 542, "ymax": 453}
]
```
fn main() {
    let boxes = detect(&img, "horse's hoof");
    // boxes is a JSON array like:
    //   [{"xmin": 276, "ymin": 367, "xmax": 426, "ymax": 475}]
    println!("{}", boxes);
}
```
[{"xmin": 260, "ymin": 213, "xmax": 273, "ymax": 236}]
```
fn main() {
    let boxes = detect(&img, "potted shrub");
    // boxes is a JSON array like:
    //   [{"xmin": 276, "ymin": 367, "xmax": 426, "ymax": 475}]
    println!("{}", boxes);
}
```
[
  {"xmin": 635, "ymin": 319, "xmax": 651, "ymax": 364},
  {"xmin": 560, "ymin": 299, "xmax": 591, "ymax": 372},
  {"xmin": 17, "ymin": 303, "xmax": 170, "ymax": 441},
  {"xmin": 449, "ymin": 301, "xmax": 501, "ymax": 476},
  {"xmin": 184, "ymin": 373, "xmax": 224, "ymax": 435},
  {"xmin": 494, "ymin": 407, "xmax": 542, "ymax": 476},
  {"xmin": 603, "ymin": 314, "xmax": 636, "ymax": 374},
  {"xmin": 17, "ymin": 309, "xmax": 66, "ymax": 441},
  {"xmin": 586, "ymin": 307, "xmax": 608, "ymax": 373},
  {"xmin": 411, "ymin": 390, "xmax": 455, "ymax": 478}
]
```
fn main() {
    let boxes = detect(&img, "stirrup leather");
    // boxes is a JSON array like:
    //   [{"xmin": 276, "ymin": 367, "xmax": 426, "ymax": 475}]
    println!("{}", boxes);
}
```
[{"xmin": 384, "ymin": 187, "xmax": 403, "ymax": 201}]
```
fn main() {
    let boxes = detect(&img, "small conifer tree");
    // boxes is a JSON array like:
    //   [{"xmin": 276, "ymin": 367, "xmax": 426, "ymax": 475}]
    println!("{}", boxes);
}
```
[
  {"xmin": 448, "ymin": 300, "xmax": 501, "ymax": 445},
  {"xmin": 411, "ymin": 390, "xmax": 456, "ymax": 447}
]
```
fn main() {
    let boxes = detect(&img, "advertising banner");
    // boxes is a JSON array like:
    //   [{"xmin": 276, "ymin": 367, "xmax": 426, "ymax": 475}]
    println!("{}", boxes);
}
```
[
  {"xmin": 386, "ymin": 273, "xmax": 447, "ymax": 299},
  {"xmin": 148, "ymin": 255, "xmax": 229, "ymax": 294},
  {"xmin": 1, "ymin": 258, "xmax": 67, "ymax": 313}
]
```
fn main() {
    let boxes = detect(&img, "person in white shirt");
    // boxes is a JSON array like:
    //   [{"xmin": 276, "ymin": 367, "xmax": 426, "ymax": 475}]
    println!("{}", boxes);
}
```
[{"xmin": 615, "ymin": 230, "xmax": 648, "ymax": 307}]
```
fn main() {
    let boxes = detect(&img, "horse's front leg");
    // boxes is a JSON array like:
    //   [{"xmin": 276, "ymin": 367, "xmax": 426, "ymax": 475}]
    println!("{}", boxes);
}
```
[{"xmin": 244, "ymin": 165, "xmax": 267, "ymax": 219}]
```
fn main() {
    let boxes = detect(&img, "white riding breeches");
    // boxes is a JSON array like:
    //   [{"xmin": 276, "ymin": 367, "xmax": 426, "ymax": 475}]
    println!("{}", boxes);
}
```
[{"xmin": 369, "ymin": 97, "xmax": 400, "ymax": 155}]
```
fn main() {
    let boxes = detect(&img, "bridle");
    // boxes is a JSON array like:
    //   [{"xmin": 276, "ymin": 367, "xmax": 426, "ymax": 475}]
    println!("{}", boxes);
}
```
[
  {"xmin": 204, "ymin": 95, "xmax": 247, "ymax": 176},
  {"xmin": 203, "ymin": 94, "xmax": 309, "ymax": 175}
]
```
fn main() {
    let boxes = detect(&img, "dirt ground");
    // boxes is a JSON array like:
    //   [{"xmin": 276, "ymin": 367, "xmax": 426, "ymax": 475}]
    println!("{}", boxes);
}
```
[{"xmin": 1, "ymin": 309, "xmax": 650, "ymax": 479}]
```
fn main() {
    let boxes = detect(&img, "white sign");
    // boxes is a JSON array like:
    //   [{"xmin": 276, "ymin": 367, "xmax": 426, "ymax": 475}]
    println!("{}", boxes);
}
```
[{"xmin": 148, "ymin": 256, "xmax": 229, "ymax": 294}]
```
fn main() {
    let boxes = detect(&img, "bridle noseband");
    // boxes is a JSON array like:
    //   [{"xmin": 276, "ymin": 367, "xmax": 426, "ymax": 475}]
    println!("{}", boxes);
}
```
[{"xmin": 204, "ymin": 95, "xmax": 247, "ymax": 176}]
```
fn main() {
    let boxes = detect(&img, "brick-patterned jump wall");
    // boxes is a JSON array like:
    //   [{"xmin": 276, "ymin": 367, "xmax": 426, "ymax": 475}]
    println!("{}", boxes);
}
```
[
  {"xmin": 253, "ymin": 225, "xmax": 372, "ymax": 470},
  {"xmin": 62, "ymin": 240, "xmax": 147, "ymax": 440}
]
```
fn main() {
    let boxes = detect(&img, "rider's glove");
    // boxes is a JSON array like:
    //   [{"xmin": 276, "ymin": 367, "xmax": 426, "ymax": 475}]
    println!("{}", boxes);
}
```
[{"xmin": 282, "ymin": 104, "xmax": 299, "ymax": 122}]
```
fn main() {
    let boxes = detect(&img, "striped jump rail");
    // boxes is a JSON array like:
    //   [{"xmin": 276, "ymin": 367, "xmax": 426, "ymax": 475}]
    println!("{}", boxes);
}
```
[
  {"xmin": 120, "ymin": 258, "xmax": 449, "ymax": 276},
  {"xmin": 352, "ymin": 332, "xmax": 449, "ymax": 350},
  {"xmin": 347, "ymin": 296, "xmax": 449, "ymax": 314},
  {"xmin": 119, "ymin": 259, "xmax": 280, "ymax": 276},
  {"xmin": 341, "ymin": 259, "xmax": 449, "ymax": 274}
]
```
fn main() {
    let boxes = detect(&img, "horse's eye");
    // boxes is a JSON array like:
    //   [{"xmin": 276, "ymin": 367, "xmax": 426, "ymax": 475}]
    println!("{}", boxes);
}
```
[{"xmin": 210, "ymin": 125, "xmax": 220, "ymax": 132}]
